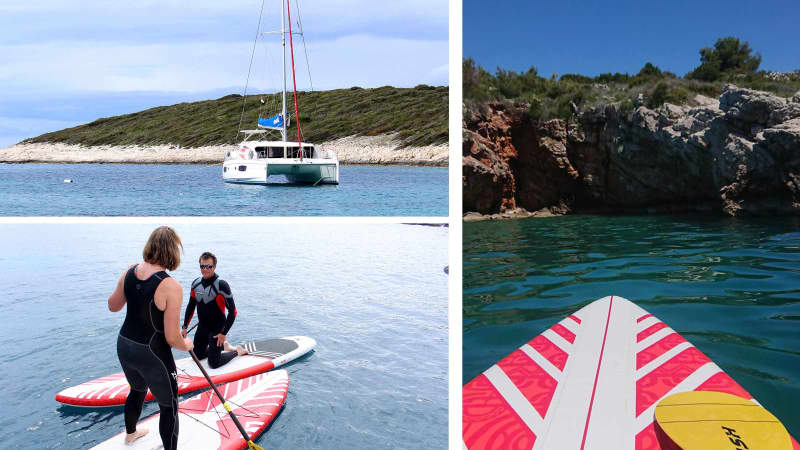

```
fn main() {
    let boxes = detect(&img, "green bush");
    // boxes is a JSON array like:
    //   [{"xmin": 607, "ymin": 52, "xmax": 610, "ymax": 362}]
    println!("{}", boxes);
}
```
[
  {"xmin": 687, "ymin": 37, "xmax": 761, "ymax": 81},
  {"xmin": 462, "ymin": 36, "xmax": 795, "ymax": 122},
  {"xmin": 646, "ymin": 82, "xmax": 670, "ymax": 109}
]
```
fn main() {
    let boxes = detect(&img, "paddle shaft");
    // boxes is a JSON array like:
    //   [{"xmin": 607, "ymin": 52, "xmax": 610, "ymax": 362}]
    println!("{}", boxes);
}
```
[{"xmin": 189, "ymin": 350, "xmax": 263, "ymax": 450}]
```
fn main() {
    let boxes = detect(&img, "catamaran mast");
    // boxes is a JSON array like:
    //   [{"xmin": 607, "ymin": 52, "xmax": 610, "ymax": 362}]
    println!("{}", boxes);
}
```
[{"xmin": 281, "ymin": 0, "xmax": 287, "ymax": 143}]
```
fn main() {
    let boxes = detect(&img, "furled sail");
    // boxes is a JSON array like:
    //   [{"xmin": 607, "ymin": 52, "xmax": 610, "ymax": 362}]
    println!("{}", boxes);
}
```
[{"xmin": 257, "ymin": 113, "xmax": 286, "ymax": 130}]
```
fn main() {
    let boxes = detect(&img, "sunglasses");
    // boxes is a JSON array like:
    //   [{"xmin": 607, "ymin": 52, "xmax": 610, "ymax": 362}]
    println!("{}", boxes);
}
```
[{"xmin": 200, "ymin": 264, "xmax": 214, "ymax": 269}]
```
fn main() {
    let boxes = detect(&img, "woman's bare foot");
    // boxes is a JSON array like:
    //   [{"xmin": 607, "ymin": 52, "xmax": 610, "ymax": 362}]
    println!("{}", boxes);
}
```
[
  {"xmin": 125, "ymin": 428, "xmax": 148, "ymax": 444},
  {"xmin": 236, "ymin": 345, "xmax": 248, "ymax": 356}
]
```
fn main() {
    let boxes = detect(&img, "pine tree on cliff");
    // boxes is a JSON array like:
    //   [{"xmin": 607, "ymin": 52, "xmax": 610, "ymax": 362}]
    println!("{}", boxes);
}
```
[{"xmin": 686, "ymin": 37, "xmax": 762, "ymax": 82}]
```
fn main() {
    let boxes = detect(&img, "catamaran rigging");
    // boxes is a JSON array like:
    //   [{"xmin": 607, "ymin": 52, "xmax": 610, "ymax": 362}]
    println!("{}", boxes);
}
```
[{"xmin": 223, "ymin": 0, "xmax": 339, "ymax": 185}]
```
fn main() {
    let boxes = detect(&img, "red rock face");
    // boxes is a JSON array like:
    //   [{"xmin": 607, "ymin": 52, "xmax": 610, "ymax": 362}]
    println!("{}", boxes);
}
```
[
  {"xmin": 463, "ymin": 86, "xmax": 800, "ymax": 217},
  {"xmin": 462, "ymin": 102, "xmax": 519, "ymax": 213}
]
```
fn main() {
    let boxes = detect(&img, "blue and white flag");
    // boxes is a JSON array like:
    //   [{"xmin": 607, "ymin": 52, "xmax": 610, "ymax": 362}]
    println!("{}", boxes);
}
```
[{"xmin": 258, "ymin": 113, "xmax": 284, "ymax": 130}]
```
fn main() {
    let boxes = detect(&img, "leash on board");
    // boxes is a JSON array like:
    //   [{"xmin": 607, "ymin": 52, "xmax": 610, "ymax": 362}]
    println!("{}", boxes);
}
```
[{"xmin": 189, "ymin": 350, "xmax": 264, "ymax": 450}]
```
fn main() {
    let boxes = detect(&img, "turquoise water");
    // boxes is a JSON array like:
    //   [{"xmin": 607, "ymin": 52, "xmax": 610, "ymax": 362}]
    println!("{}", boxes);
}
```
[
  {"xmin": 0, "ymin": 164, "xmax": 448, "ymax": 216},
  {"xmin": 463, "ymin": 215, "xmax": 800, "ymax": 437},
  {"xmin": 0, "ymin": 223, "xmax": 448, "ymax": 449}
]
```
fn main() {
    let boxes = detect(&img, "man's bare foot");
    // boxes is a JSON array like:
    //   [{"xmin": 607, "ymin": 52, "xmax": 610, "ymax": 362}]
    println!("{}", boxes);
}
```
[
  {"xmin": 223, "ymin": 341, "xmax": 234, "ymax": 352},
  {"xmin": 125, "ymin": 428, "xmax": 148, "ymax": 444},
  {"xmin": 236, "ymin": 345, "xmax": 248, "ymax": 356}
]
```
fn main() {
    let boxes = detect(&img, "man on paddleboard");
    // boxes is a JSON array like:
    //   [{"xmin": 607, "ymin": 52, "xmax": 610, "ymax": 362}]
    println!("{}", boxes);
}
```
[{"xmin": 181, "ymin": 252, "xmax": 247, "ymax": 368}]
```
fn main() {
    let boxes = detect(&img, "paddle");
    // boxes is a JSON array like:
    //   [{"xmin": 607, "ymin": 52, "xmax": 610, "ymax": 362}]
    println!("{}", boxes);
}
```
[{"xmin": 189, "ymin": 350, "xmax": 264, "ymax": 450}]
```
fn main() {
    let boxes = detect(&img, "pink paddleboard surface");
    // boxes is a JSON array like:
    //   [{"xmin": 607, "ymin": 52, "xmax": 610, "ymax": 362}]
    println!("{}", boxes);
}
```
[
  {"xmin": 57, "ymin": 336, "xmax": 313, "ymax": 407},
  {"xmin": 91, "ymin": 370, "xmax": 289, "ymax": 450},
  {"xmin": 462, "ymin": 296, "xmax": 799, "ymax": 450}
]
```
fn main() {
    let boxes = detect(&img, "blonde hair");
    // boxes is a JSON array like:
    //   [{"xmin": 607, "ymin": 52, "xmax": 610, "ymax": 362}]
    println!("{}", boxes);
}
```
[{"xmin": 142, "ymin": 226, "xmax": 183, "ymax": 271}]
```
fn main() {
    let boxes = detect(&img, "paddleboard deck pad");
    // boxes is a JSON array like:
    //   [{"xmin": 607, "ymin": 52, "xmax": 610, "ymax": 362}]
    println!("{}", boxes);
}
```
[
  {"xmin": 57, "ymin": 335, "xmax": 314, "ymax": 407},
  {"xmin": 462, "ymin": 296, "xmax": 799, "ymax": 449},
  {"xmin": 91, "ymin": 369, "xmax": 289, "ymax": 450}
]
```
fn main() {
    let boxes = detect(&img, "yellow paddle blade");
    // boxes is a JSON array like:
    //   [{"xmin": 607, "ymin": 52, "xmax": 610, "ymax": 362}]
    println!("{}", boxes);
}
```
[
  {"xmin": 247, "ymin": 440, "xmax": 264, "ymax": 450},
  {"xmin": 654, "ymin": 391, "xmax": 792, "ymax": 450}
]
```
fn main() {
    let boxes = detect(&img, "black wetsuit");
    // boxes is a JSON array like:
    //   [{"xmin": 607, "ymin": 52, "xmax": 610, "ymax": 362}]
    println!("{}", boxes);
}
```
[
  {"xmin": 116, "ymin": 265, "xmax": 178, "ymax": 450},
  {"xmin": 182, "ymin": 274, "xmax": 238, "ymax": 369}
]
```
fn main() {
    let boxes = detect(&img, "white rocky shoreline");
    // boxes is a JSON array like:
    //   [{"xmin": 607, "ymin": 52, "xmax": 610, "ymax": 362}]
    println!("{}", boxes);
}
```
[{"xmin": 0, "ymin": 134, "xmax": 448, "ymax": 167}]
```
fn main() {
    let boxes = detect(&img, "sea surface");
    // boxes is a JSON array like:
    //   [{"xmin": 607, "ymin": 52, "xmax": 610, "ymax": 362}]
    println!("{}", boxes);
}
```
[
  {"xmin": 463, "ymin": 214, "xmax": 800, "ymax": 437},
  {"xmin": 0, "ymin": 163, "xmax": 448, "ymax": 216},
  {"xmin": 0, "ymin": 223, "xmax": 448, "ymax": 449}
]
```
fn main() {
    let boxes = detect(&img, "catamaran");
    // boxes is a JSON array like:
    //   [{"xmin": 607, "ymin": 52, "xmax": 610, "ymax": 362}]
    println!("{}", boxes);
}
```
[{"xmin": 223, "ymin": 0, "xmax": 339, "ymax": 185}]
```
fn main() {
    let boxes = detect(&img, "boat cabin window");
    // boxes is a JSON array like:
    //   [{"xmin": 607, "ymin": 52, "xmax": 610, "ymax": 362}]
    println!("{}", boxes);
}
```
[
  {"xmin": 267, "ymin": 146, "xmax": 284, "ymax": 158},
  {"xmin": 286, "ymin": 145, "xmax": 314, "ymax": 158}
]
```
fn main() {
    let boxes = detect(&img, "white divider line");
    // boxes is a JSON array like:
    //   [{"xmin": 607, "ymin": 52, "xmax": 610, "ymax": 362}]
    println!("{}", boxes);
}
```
[
  {"xmin": 108, "ymin": 384, "xmax": 129, "ymax": 400},
  {"xmin": 634, "ymin": 362, "xmax": 721, "ymax": 433},
  {"xmin": 635, "ymin": 316, "xmax": 659, "ymax": 332},
  {"xmin": 636, "ymin": 327, "xmax": 674, "ymax": 352},
  {"xmin": 636, "ymin": 342, "xmax": 693, "ymax": 381},
  {"xmin": 243, "ymin": 402, "xmax": 281, "ymax": 408},
  {"xmin": 520, "ymin": 344, "xmax": 563, "ymax": 382},
  {"xmin": 485, "ymin": 365, "xmax": 544, "ymax": 434},
  {"xmin": 542, "ymin": 329, "xmax": 572, "ymax": 354},
  {"xmin": 560, "ymin": 317, "xmax": 580, "ymax": 335}
]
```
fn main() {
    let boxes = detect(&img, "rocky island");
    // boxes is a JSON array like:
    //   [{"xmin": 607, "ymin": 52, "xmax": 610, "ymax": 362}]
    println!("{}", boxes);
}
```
[
  {"xmin": 464, "ymin": 85, "xmax": 800, "ymax": 219},
  {"xmin": 2, "ymin": 85, "xmax": 448, "ymax": 167},
  {"xmin": 463, "ymin": 38, "xmax": 800, "ymax": 219}
]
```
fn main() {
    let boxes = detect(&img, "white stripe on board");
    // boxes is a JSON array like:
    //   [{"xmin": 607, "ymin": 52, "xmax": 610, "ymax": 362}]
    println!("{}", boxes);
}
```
[
  {"xmin": 533, "ymin": 297, "xmax": 611, "ymax": 450},
  {"xmin": 108, "ymin": 384, "xmax": 129, "ymax": 400},
  {"xmin": 520, "ymin": 344, "xmax": 563, "ymax": 382},
  {"xmin": 633, "ymin": 362, "xmax": 721, "ymax": 433},
  {"xmin": 541, "ymin": 329, "xmax": 572, "ymax": 354},
  {"xmin": 636, "ymin": 326, "xmax": 674, "ymax": 352},
  {"xmin": 636, "ymin": 316, "xmax": 658, "ymax": 332},
  {"xmin": 242, "ymin": 402, "xmax": 281, "ymax": 408},
  {"xmin": 582, "ymin": 296, "xmax": 637, "ymax": 450},
  {"xmin": 484, "ymin": 365, "xmax": 544, "ymax": 434},
  {"xmin": 636, "ymin": 342, "xmax": 693, "ymax": 381},
  {"xmin": 560, "ymin": 317, "xmax": 580, "ymax": 335}
]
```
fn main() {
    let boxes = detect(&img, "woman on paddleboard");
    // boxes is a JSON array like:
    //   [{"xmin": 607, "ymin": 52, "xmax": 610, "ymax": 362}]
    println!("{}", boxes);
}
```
[{"xmin": 108, "ymin": 226, "xmax": 193, "ymax": 450}]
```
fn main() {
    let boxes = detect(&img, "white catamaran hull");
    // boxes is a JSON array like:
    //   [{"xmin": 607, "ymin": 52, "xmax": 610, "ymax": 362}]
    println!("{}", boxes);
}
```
[{"xmin": 223, "ymin": 158, "xmax": 339, "ymax": 185}]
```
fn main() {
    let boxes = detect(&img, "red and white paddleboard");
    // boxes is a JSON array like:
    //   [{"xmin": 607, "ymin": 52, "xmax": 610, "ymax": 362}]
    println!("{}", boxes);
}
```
[
  {"xmin": 57, "ymin": 336, "xmax": 314, "ymax": 407},
  {"xmin": 462, "ymin": 296, "xmax": 799, "ymax": 450},
  {"xmin": 91, "ymin": 369, "xmax": 289, "ymax": 450}
]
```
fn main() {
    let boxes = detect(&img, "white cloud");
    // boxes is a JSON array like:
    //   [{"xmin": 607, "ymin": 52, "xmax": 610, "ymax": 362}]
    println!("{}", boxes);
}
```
[
  {"xmin": 0, "ymin": 0, "xmax": 448, "ymax": 128},
  {"xmin": 0, "ymin": 35, "xmax": 447, "ymax": 95},
  {"xmin": 0, "ymin": 0, "xmax": 447, "ymax": 42}
]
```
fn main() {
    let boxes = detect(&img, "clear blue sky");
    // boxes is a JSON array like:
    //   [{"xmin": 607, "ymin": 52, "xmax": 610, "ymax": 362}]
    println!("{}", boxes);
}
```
[
  {"xmin": 0, "ymin": 0, "xmax": 448, "ymax": 148},
  {"xmin": 464, "ymin": 0, "xmax": 799, "ymax": 78}
]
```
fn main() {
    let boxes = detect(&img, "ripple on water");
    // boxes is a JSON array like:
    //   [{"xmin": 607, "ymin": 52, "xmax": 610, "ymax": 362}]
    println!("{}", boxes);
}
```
[
  {"xmin": 1, "ymin": 223, "xmax": 447, "ymax": 449},
  {"xmin": 464, "ymin": 214, "xmax": 800, "ymax": 437}
]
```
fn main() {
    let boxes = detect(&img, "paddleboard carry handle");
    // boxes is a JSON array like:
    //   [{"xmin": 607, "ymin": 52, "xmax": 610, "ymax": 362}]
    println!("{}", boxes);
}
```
[{"xmin": 189, "ymin": 350, "xmax": 265, "ymax": 450}]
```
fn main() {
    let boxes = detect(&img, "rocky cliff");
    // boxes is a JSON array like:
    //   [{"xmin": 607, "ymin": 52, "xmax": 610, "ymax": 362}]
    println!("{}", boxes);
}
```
[{"xmin": 463, "ymin": 85, "xmax": 800, "ymax": 218}]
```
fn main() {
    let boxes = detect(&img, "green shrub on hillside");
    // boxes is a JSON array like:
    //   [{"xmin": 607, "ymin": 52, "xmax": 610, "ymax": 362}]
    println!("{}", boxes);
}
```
[
  {"xmin": 687, "ymin": 37, "xmax": 761, "ymax": 81},
  {"xmin": 463, "ymin": 36, "xmax": 797, "ymax": 122},
  {"xmin": 25, "ymin": 85, "xmax": 448, "ymax": 148}
]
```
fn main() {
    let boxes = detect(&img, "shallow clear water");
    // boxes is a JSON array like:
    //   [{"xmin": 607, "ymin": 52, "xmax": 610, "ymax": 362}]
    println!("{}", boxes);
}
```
[
  {"xmin": 0, "ymin": 164, "xmax": 448, "ymax": 216},
  {"xmin": 0, "ymin": 223, "xmax": 448, "ymax": 449},
  {"xmin": 463, "ymin": 214, "xmax": 800, "ymax": 437}
]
